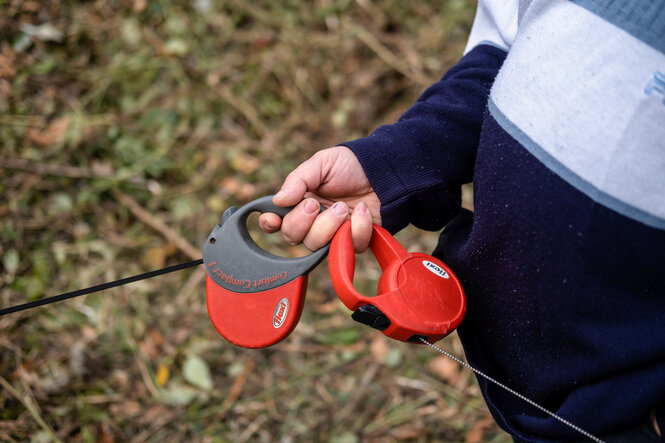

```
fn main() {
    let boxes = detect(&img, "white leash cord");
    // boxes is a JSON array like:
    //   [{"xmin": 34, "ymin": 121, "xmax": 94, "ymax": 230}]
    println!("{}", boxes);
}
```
[{"xmin": 419, "ymin": 338, "xmax": 604, "ymax": 443}]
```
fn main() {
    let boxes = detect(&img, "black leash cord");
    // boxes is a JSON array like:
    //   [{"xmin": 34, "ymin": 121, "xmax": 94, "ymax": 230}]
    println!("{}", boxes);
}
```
[{"xmin": 0, "ymin": 259, "xmax": 203, "ymax": 318}]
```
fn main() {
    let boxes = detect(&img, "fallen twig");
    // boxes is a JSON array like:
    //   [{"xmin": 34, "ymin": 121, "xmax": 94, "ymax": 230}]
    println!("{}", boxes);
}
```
[
  {"xmin": 345, "ymin": 22, "xmax": 433, "ymax": 87},
  {"xmin": 220, "ymin": 357, "xmax": 256, "ymax": 417},
  {"xmin": 0, "ymin": 376, "xmax": 62, "ymax": 443},
  {"xmin": 111, "ymin": 189, "xmax": 200, "ymax": 260}
]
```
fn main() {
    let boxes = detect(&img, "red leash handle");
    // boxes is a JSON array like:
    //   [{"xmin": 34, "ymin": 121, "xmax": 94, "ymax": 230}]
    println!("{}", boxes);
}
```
[
  {"xmin": 329, "ymin": 221, "xmax": 466, "ymax": 343},
  {"xmin": 203, "ymin": 196, "xmax": 329, "ymax": 348}
]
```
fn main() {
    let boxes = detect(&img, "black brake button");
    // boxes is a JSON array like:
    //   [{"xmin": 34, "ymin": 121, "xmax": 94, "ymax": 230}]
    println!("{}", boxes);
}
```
[{"xmin": 352, "ymin": 305, "xmax": 391, "ymax": 331}]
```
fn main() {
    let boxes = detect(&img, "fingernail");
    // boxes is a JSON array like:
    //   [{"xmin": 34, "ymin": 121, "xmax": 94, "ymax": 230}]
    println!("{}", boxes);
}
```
[
  {"xmin": 274, "ymin": 191, "xmax": 285, "ymax": 201},
  {"xmin": 332, "ymin": 202, "xmax": 348, "ymax": 216},
  {"xmin": 304, "ymin": 199, "xmax": 319, "ymax": 215},
  {"xmin": 356, "ymin": 202, "xmax": 368, "ymax": 214}
]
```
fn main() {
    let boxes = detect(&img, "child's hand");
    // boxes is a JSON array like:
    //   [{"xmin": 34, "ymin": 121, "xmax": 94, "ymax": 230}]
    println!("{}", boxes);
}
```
[{"xmin": 258, "ymin": 146, "xmax": 380, "ymax": 253}]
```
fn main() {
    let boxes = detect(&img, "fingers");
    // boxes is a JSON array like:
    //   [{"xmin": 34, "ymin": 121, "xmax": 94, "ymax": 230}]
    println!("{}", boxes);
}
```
[
  {"xmin": 302, "ymin": 201, "xmax": 349, "ymax": 251},
  {"xmin": 261, "ymin": 199, "xmax": 374, "ymax": 252},
  {"xmin": 273, "ymin": 153, "xmax": 327, "ymax": 207},
  {"xmin": 281, "ymin": 198, "xmax": 322, "ymax": 245},
  {"xmin": 258, "ymin": 212, "xmax": 282, "ymax": 234},
  {"xmin": 351, "ymin": 202, "xmax": 373, "ymax": 253},
  {"xmin": 262, "ymin": 152, "xmax": 325, "ymax": 236},
  {"xmin": 259, "ymin": 145, "xmax": 376, "ymax": 250}
]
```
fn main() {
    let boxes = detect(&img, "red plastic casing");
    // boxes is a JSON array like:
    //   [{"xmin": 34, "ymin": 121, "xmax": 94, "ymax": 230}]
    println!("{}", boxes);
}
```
[
  {"xmin": 329, "ymin": 221, "xmax": 466, "ymax": 343},
  {"xmin": 206, "ymin": 274, "xmax": 307, "ymax": 348}
]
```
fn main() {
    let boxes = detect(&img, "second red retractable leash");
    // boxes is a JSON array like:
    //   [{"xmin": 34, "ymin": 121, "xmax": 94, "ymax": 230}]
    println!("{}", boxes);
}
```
[{"xmin": 0, "ymin": 195, "xmax": 604, "ymax": 442}]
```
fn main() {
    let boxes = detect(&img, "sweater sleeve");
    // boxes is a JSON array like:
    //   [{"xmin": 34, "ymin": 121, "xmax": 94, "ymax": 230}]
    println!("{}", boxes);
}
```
[{"xmin": 343, "ymin": 43, "xmax": 508, "ymax": 233}]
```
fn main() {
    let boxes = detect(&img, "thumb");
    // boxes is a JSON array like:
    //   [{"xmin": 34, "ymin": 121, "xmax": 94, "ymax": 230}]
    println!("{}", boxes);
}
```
[{"xmin": 273, "ymin": 153, "xmax": 327, "ymax": 207}]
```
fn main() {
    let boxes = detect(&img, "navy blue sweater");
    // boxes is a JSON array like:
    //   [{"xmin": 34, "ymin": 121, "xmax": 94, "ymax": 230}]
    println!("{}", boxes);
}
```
[{"xmin": 344, "ymin": 44, "xmax": 665, "ymax": 441}]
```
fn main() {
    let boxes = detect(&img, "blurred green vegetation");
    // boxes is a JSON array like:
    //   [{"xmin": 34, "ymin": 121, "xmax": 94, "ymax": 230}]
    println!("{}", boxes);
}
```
[{"xmin": 1, "ymin": 1, "xmax": 509, "ymax": 442}]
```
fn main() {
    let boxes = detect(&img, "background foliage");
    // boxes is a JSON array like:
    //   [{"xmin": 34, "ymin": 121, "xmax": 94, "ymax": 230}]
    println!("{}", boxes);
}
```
[{"xmin": 1, "ymin": 1, "xmax": 510, "ymax": 441}]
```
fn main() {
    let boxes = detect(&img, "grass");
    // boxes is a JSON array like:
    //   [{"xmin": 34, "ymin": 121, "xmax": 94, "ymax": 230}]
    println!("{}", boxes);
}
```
[{"xmin": 1, "ymin": 1, "xmax": 511, "ymax": 441}]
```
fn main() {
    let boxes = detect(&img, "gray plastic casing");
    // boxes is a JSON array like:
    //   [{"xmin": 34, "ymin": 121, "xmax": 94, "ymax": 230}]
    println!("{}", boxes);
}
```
[{"xmin": 202, "ymin": 196, "xmax": 330, "ymax": 293}]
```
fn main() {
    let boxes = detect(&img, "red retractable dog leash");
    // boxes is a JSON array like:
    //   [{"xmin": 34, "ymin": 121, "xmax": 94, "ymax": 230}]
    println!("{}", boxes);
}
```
[{"xmin": 201, "ymin": 196, "xmax": 465, "ymax": 348}]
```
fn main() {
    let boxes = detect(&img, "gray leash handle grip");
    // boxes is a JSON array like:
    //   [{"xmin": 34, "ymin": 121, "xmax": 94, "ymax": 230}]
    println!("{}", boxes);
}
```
[{"xmin": 202, "ymin": 195, "xmax": 330, "ymax": 293}]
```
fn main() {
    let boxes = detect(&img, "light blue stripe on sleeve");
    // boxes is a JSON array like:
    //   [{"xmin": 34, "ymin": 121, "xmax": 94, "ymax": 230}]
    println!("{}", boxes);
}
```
[
  {"xmin": 488, "ymin": 98, "xmax": 665, "ymax": 231},
  {"xmin": 570, "ymin": 0, "xmax": 665, "ymax": 54}
]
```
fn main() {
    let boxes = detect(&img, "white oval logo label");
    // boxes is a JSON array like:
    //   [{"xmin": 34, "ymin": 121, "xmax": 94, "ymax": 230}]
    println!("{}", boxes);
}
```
[
  {"xmin": 273, "ymin": 298, "xmax": 289, "ymax": 328},
  {"xmin": 422, "ymin": 260, "xmax": 449, "ymax": 279}
]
